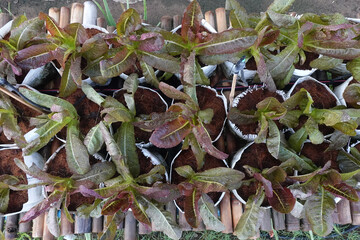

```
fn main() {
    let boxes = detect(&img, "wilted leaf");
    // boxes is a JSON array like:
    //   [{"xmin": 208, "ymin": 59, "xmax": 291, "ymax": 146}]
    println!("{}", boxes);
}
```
[
  {"xmin": 81, "ymin": 82, "xmax": 105, "ymax": 106},
  {"xmin": 268, "ymin": 182, "xmax": 295, "ymax": 213}
]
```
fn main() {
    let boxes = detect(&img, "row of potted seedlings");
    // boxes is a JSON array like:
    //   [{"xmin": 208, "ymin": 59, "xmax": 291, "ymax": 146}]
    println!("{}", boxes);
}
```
[{"xmin": 0, "ymin": 0, "xmax": 360, "ymax": 239}]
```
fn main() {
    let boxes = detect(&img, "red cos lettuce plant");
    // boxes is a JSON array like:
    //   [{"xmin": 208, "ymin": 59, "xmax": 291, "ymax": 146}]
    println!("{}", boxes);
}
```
[
  {"xmin": 135, "ymin": 82, "xmax": 228, "ymax": 169},
  {"xmin": 175, "ymin": 165, "xmax": 244, "ymax": 229},
  {"xmin": 96, "ymin": 8, "xmax": 179, "ymax": 88},
  {"xmin": 15, "ymin": 158, "xmax": 115, "ymax": 224},
  {"xmin": 161, "ymin": 0, "xmax": 258, "ymax": 88},
  {"xmin": 94, "ymin": 123, "xmax": 182, "ymax": 240},
  {"xmin": 233, "ymin": 165, "xmax": 295, "ymax": 239}
]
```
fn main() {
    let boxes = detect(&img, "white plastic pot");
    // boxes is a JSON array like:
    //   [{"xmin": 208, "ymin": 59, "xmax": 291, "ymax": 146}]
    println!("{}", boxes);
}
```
[
  {"xmin": 228, "ymin": 85, "xmax": 286, "ymax": 141},
  {"xmin": 169, "ymin": 149, "xmax": 228, "ymax": 213},
  {"xmin": 333, "ymin": 76, "xmax": 353, "ymax": 106}
]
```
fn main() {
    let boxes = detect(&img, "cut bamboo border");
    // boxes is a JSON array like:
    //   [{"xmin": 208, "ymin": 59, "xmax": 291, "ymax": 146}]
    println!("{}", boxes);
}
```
[
  {"xmin": 59, "ymin": 7, "xmax": 70, "ymax": 28},
  {"xmin": 70, "ymin": 3, "xmax": 84, "ymax": 24},
  {"xmin": 0, "ymin": 13, "xmax": 11, "ymax": 29},
  {"xmin": 48, "ymin": 8, "xmax": 60, "ymax": 24},
  {"xmin": 215, "ymin": 8, "xmax": 227, "ymax": 32},
  {"xmin": 161, "ymin": 15, "xmax": 173, "ymax": 31},
  {"xmin": 124, "ymin": 211, "xmax": 137, "ymax": 240},
  {"xmin": 5, "ymin": 214, "xmax": 19, "ymax": 240}
]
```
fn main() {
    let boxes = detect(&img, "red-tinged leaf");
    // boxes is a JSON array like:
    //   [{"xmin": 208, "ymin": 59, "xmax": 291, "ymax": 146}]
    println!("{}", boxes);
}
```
[
  {"xmin": 192, "ymin": 123, "xmax": 228, "ymax": 160},
  {"xmin": 102, "ymin": 192, "xmax": 132, "ymax": 215},
  {"xmin": 150, "ymin": 117, "xmax": 191, "ymax": 148},
  {"xmin": 181, "ymin": 0, "xmax": 203, "ymax": 42},
  {"xmin": 59, "ymin": 60, "xmax": 78, "ymax": 97},
  {"xmin": 20, "ymin": 191, "xmax": 63, "ymax": 223},
  {"xmin": 268, "ymin": 182, "xmax": 295, "ymax": 213},
  {"xmin": 15, "ymin": 43, "xmax": 57, "ymax": 69},
  {"xmin": 1, "ymin": 48, "xmax": 22, "ymax": 75},
  {"xmin": 39, "ymin": 12, "xmax": 67, "ymax": 39},
  {"xmin": 76, "ymin": 185, "xmax": 104, "ymax": 199},
  {"xmin": 135, "ymin": 183, "xmax": 180, "ymax": 203},
  {"xmin": 259, "ymin": 29, "xmax": 280, "ymax": 47},
  {"xmin": 138, "ymin": 33, "xmax": 164, "ymax": 52},
  {"xmin": 116, "ymin": 8, "xmax": 142, "ymax": 36},
  {"xmin": 131, "ymin": 196, "xmax": 151, "ymax": 226},
  {"xmin": 178, "ymin": 182, "xmax": 195, "ymax": 196},
  {"xmin": 298, "ymin": 22, "xmax": 314, "ymax": 48},
  {"xmin": 181, "ymin": 51, "xmax": 198, "ymax": 104},
  {"xmin": 159, "ymin": 82, "xmax": 194, "ymax": 103},
  {"xmin": 139, "ymin": 51, "xmax": 180, "ymax": 74},
  {"xmin": 9, "ymin": 17, "xmax": 45, "ymax": 51},
  {"xmin": 133, "ymin": 111, "xmax": 180, "ymax": 131},
  {"xmin": 81, "ymin": 35, "xmax": 108, "ymax": 61},
  {"xmin": 320, "ymin": 169, "xmax": 342, "ymax": 186},
  {"xmin": 323, "ymin": 183, "xmax": 359, "ymax": 201},
  {"xmin": 225, "ymin": 0, "xmax": 250, "ymax": 28},
  {"xmin": 184, "ymin": 188, "xmax": 201, "ymax": 228},
  {"xmin": 63, "ymin": 23, "xmax": 89, "ymax": 45},
  {"xmin": 251, "ymin": 49, "xmax": 277, "ymax": 91},
  {"xmin": 196, "ymin": 29, "xmax": 257, "ymax": 55},
  {"xmin": 254, "ymin": 173, "xmax": 273, "ymax": 198},
  {"xmin": 100, "ymin": 48, "xmax": 136, "ymax": 78}
]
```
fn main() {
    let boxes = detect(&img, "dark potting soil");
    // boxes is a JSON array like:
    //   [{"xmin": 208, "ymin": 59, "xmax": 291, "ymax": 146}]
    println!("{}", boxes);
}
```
[
  {"xmin": 0, "ymin": 149, "xmax": 28, "ymax": 213},
  {"xmin": 294, "ymin": 52, "xmax": 319, "ymax": 70},
  {"xmin": 300, "ymin": 142, "xmax": 340, "ymax": 171},
  {"xmin": 233, "ymin": 143, "xmax": 281, "ymax": 205},
  {"xmin": 292, "ymin": 80, "xmax": 337, "ymax": 109},
  {"xmin": 171, "ymin": 149, "xmax": 226, "ymax": 210},
  {"xmin": 113, "ymin": 87, "xmax": 167, "ymax": 142},
  {"xmin": 60, "ymin": 89, "xmax": 101, "ymax": 137},
  {"xmin": 234, "ymin": 88, "xmax": 284, "ymax": 135},
  {"xmin": 0, "ymin": 96, "xmax": 40, "ymax": 144},
  {"xmin": 123, "ymin": 61, "xmax": 143, "ymax": 77},
  {"xmin": 45, "ymin": 147, "xmax": 98, "ymax": 211},
  {"xmin": 196, "ymin": 86, "xmax": 226, "ymax": 140}
]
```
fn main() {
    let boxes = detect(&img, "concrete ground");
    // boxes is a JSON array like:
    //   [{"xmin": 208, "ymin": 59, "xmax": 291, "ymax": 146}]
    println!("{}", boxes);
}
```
[{"xmin": 0, "ymin": 0, "xmax": 359, "ymax": 27}]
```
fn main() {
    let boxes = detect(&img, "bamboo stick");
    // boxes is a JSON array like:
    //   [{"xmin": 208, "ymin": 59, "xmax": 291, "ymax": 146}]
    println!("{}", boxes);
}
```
[
  {"xmin": 70, "ymin": 3, "xmax": 84, "ymax": 24},
  {"xmin": 59, "ymin": 7, "xmax": 70, "ymax": 28},
  {"xmin": 97, "ymin": 17, "xmax": 106, "ymax": 28},
  {"xmin": 215, "ymin": 8, "xmax": 227, "ymax": 32},
  {"xmin": 173, "ymin": 15, "xmax": 182, "ymax": 28},
  {"xmin": 260, "ymin": 208, "xmax": 272, "ymax": 231},
  {"xmin": 0, "ymin": 13, "xmax": 11, "ymax": 29},
  {"xmin": 205, "ymin": 11, "xmax": 215, "ymax": 29},
  {"xmin": 124, "ymin": 212, "xmax": 137, "ymax": 240},
  {"xmin": 43, "ymin": 211, "xmax": 55, "ymax": 240},
  {"xmin": 178, "ymin": 211, "xmax": 191, "ymax": 231},
  {"xmin": 83, "ymin": 1, "xmax": 98, "ymax": 25},
  {"xmin": 337, "ymin": 199, "xmax": 352, "ymax": 224},
  {"xmin": 286, "ymin": 214, "xmax": 300, "ymax": 231},
  {"xmin": 92, "ymin": 217, "xmax": 103, "ymax": 233},
  {"xmin": 138, "ymin": 222, "xmax": 151, "ymax": 235},
  {"xmin": 161, "ymin": 16, "xmax": 173, "ymax": 31},
  {"xmin": 332, "ymin": 203, "xmax": 340, "ymax": 224},
  {"xmin": 74, "ymin": 215, "xmax": 92, "ymax": 234},
  {"xmin": 48, "ymin": 7, "xmax": 60, "ymax": 24},
  {"xmin": 60, "ymin": 209, "xmax": 74, "ymax": 236},
  {"xmin": 231, "ymin": 193, "xmax": 242, "ymax": 229},
  {"xmin": 32, "ymin": 214, "xmax": 45, "ymax": 238},
  {"xmin": 18, "ymin": 213, "xmax": 31, "ymax": 233},
  {"xmin": 351, "ymin": 192, "xmax": 360, "ymax": 225},
  {"xmin": 272, "ymin": 210, "xmax": 286, "ymax": 230},
  {"xmin": 220, "ymin": 192, "xmax": 233, "ymax": 233},
  {"xmin": 301, "ymin": 217, "xmax": 311, "ymax": 231},
  {"xmin": 4, "ymin": 214, "xmax": 18, "ymax": 240}
]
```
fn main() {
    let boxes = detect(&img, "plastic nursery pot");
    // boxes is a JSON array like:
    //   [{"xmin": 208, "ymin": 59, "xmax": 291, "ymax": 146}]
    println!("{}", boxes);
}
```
[
  {"xmin": 292, "ymin": 52, "xmax": 320, "ymax": 79},
  {"xmin": 112, "ymin": 86, "xmax": 168, "ymax": 143},
  {"xmin": 174, "ymin": 85, "xmax": 227, "ymax": 142},
  {"xmin": 0, "ymin": 140, "xmax": 44, "ymax": 216},
  {"xmin": 228, "ymin": 85, "xmax": 286, "ymax": 141},
  {"xmin": 333, "ymin": 76, "xmax": 354, "ymax": 106},
  {"xmin": 230, "ymin": 142, "xmax": 282, "ymax": 207},
  {"xmin": 287, "ymin": 76, "xmax": 342, "ymax": 137},
  {"xmin": 169, "ymin": 149, "xmax": 228, "ymax": 212},
  {"xmin": 172, "ymin": 19, "xmax": 218, "ymax": 80}
]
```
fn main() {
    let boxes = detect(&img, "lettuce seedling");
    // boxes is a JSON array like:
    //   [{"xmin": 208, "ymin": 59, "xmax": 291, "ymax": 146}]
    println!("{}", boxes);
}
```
[
  {"xmin": 289, "ymin": 161, "xmax": 360, "ymax": 236},
  {"xmin": 95, "ymin": 123, "xmax": 182, "ymax": 240},
  {"xmin": 0, "ymin": 174, "xmax": 28, "ymax": 214},
  {"xmin": 282, "ymin": 88, "xmax": 360, "ymax": 152},
  {"xmin": 175, "ymin": 165, "xmax": 244, "ymax": 229},
  {"xmin": 234, "ymin": 165, "xmax": 295, "ymax": 239},
  {"xmin": 161, "ymin": 0, "xmax": 258, "ymax": 89},
  {"xmin": 134, "ymin": 82, "xmax": 228, "ymax": 169},
  {"xmin": 17, "ymin": 87, "xmax": 92, "ymax": 175},
  {"xmin": 228, "ymin": 97, "xmax": 287, "ymax": 158},
  {"xmin": 96, "ymin": 8, "xmax": 179, "ymax": 88},
  {"xmin": 15, "ymin": 159, "xmax": 115, "ymax": 223}
]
